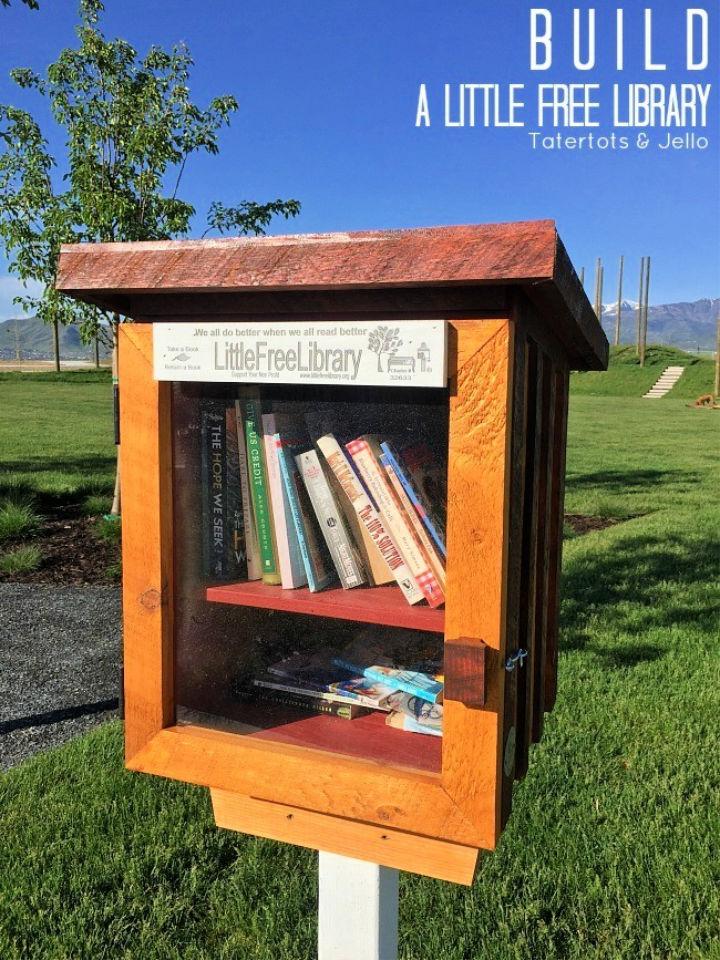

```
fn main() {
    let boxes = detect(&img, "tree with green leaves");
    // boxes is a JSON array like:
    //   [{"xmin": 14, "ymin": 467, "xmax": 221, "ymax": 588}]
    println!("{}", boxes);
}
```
[
  {"xmin": 0, "ymin": 0, "xmax": 300, "ymax": 512},
  {"xmin": 0, "ymin": 0, "xmax": 39, "ymax": 9}
]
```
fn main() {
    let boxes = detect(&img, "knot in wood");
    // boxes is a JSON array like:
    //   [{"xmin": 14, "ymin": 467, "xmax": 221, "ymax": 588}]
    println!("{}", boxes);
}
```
[
  {"xmin": 376, "ymin": 805, "xmax": 403, "ymax": 822},
  {"xmin": 139, "ymin": 588, "xmax": 162, "ymax": 610}
]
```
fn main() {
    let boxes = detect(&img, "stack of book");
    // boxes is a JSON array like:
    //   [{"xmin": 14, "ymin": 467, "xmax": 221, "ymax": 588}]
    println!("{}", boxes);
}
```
[
  {"xmin": 249, "ymin": 649, "xmax": 444, "ymax": 737},
  {"xmin": 200, "ymin": 395, "xmax": 447, "ymax": 608}
]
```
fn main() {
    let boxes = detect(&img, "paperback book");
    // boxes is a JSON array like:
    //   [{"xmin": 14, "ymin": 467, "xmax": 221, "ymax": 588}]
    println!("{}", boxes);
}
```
[
  {"xmin": 275, "ymin": 434, "xmax": 336, "ymax": 592},
  {"xmin": 316, "ymin": 433, "xmax": 422, "ymax": 602},
  {"xmin": 295, "ymin": 449, "xmax": 366, "ymax": 589},
  {"xmin": 333, "ymin": 657, "xmax": 444, "ymax": 704},
  {"xmin": 262, "ymin": 412, "xmax": 308, "ymax": 589},
  {"xmin": 345, "ymin": 435, "xmax": 445, "ymax": 607}
]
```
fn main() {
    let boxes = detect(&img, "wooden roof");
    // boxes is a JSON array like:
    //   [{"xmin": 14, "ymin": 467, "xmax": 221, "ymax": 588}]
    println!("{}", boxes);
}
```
[{"xmin": 56, "ymin": 220, "xmax": 608, "ymax": 369}]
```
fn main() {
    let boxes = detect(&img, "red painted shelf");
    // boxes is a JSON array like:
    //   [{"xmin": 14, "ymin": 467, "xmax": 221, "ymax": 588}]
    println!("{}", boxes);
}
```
[{"xmin": 206, "ymin": 580, "xmax": 445, "ymax": 633}]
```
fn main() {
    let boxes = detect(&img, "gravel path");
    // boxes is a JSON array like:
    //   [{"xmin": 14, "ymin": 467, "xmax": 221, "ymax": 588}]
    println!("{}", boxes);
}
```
[{"xmin": 0, "ymin": 584, "xmax": 121, "ymax": 771}]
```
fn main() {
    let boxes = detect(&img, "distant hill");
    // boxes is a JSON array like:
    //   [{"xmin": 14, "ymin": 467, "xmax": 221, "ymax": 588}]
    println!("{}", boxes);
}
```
[
  {"xmin": 600, "ymin": 297, "xmax": 719, "ymax": 352},
  {"xmin": 0, "ymin": 315, "xmax": 111, "ymax": 360}
]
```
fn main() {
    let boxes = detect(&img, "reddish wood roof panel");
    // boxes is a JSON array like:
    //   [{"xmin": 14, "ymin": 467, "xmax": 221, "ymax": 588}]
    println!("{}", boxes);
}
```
[{"xmin": 56, "ymin": 220, "xmax": 608, "ymax": 370}]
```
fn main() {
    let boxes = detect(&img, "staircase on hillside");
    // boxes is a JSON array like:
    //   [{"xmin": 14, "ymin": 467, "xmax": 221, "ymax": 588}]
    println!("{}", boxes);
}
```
[{"xmin": 643, "ymin": 366, "xmax": 685, "ymax": 399}]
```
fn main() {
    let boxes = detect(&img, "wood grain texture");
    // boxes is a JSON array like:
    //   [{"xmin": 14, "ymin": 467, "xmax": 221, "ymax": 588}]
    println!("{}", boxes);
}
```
[
  {"xmin": 128, "ymin": 724, "xmax": 484, "ymax": 846},
  {"xmin": 119, "ymin": 324, "xmax": 174, "ymax": 760},
  {"xmin": 55, "ymin": 221, "xmax": 607, "ymax": 370},
  {"xmin": 444, "ymin": 319, "xmax": 513, "ymax": 849},
  {"xmin": 443, "ymin": 642, "xmax": 487, "ymax": 708},
  {"xmin": 544, "ymin": 366, "xmax": 570, "ymax": 709},
  {"xmin": 211, "ymin": 790, "xmax": 479, "ymax": 884}
]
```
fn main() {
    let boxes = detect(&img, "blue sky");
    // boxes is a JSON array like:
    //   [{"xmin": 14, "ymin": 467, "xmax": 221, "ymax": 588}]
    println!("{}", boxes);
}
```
[{"xmin": 0, "ymin": 0, "xmax": 718, "ymax": 318}]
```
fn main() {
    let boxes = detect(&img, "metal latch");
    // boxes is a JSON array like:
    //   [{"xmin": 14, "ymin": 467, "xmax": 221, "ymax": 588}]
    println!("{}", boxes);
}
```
[{"xmin": 505, "ymin": 648, "xmax": 529, "ymax": 672}]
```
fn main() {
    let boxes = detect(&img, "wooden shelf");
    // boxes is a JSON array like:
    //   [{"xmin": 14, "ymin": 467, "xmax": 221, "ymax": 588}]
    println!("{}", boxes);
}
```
[{"xmin": 206, "ymin": 580, "xmax": 445, "ymax": 633}]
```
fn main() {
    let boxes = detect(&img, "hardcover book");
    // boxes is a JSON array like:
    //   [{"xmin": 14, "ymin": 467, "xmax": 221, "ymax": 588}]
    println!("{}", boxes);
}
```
[
  {"xmin": 345, "ymin": 435, "xmax": 445, "ymax": 607},
  {"xmin": 262, "ymin": 412, "xmax": 308, "ymax": 589},
  {"xmin": 235, "ymin": 399, "xmax": 262, "ymax": 580},
  {"xmin": 200, "ymin": 399, "xmax": 245, "ymax": 581},
  {"xmin": 295, "ymin": 449, "xmax": 366, "ymax": 589},
  {"xmin": 242, "ymin": 397, "xmax": 281, "ymax": 584},
  {"xmin": 249, "ymin": 681, "xmax": 371, "ymax": 718}
]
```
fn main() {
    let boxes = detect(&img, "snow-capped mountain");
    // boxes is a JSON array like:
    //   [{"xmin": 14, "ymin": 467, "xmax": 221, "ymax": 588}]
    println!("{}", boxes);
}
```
[{"xmin": 597, "ymin": 297, "xmax": 719, "ymax": 351}]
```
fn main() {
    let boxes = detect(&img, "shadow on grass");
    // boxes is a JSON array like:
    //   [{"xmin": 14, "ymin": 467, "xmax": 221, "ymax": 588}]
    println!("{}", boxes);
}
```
[
  {"xmin": 566, "ymin": 468, "xmax": 701, "ymax": 495},
  {"xmin": 560, "ymin": 527, "xmax": 720, "ymax": 667},
  {"xmin": 0, "ymin": 459, "xmax": 115, "ymax": 513}
]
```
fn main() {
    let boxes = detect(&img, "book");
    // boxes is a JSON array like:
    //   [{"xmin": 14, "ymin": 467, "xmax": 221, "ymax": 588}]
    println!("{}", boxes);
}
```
[
  {"xmin": 386, "ymin": 711, "xmax": 443, "ymax": 736},
  {"xmin": 295, "ymin": 449, "xmax": 366, "ymax": 589},
  {"xmin": 345, "ymin": 436, "xmax": 445, "ymax": 607},
  {"xmin": 378, "ymin": 442, "xmax": 446, "ymax": 589},
  {"xmin": 225, "ymin": 404, "xmax": 248, "ymax": 580},
  {"xmin": 242, "ymin": 397, "xmax": 281, "ymax": 585},
  {"xmin": 200, "ymin": 399, "xmax": 245, "ymax": 581},
  {"xmin": 393, "ymin": 441, "xmax": 447, "ymax": 558},
  {"xmin": 250, "ymin": 686, "xmax": 370, "ymax": 719},
  {"xmin": 379, "ymin": 440, "xmax": 447, "ymax": 562},
  {"xmin": 333, "ymin": 658, "xmax": 444, "ymax": 704},
  {"xmin": 262, "ymin": 413, "xmax": 307, "ymax": 589},
  {"xmin": 235, "ymin": 400, "xmax": 262, "ymax": 580},
  {"xmin": 384, "ymin": 691, "xmax": 443, "ymax": 730},
  {"xmin": 253, "ymin": 676, "xmax": 391, "ymax": 711},
  {"xmin": 275, "ymin": 434, "xmax": 336, "ymax": 592},
  {"xmin": 316, "ymin": 433, "xmax": 424, "ymax": 601},
  {"xmin": 266, "ymin": 650, "xmax": 343, "ymax": 690}
]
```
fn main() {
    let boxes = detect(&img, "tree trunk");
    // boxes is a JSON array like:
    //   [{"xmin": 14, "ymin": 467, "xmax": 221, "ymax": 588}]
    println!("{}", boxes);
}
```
[
  {"xmin": 109, "ymin": 319, "xmax": 121, "ymax": 516},
  {"xmin": 52, "ymin": 315, "xmax": 61, "ymax": 372},
  {"xmin": 614, "ymin": 255, "xmax": 624, "ymax": 347},
  {"xmin": 94, "ymin": 335, "xmax": 100, "ymax": 369}
]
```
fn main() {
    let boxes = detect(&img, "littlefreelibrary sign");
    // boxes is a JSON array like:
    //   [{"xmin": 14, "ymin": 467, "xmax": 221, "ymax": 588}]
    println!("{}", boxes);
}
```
[{"xmin": 153, "ymin": 320, "xmax": 448, "ymax": 388}]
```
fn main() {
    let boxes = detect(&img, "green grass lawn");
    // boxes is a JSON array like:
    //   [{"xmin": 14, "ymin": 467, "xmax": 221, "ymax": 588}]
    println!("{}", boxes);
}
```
[
  {"xmin": 0, "ymin": 371, "xmax": 115, "ymax": 504},
  {"xmin": 571, "ymin": 345, "xmax": 715, "ymax": 400},
  {"xmin": 0, "ymin": 371, "xmax": 719, "ymax": 958}
]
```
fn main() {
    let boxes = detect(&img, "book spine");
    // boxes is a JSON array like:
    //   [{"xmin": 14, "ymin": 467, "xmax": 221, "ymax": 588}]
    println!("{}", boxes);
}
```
[
  {"xmin": 316, "ymin": 434, "xmax": 423, "ymax": 605},
  {"xmin": 262, "ymin": 416, "xmax": 297, "ymax": 588},
  {"xmin": 200, "ymin": 401, "xmax": 227, "ymax": 580},
  {"xmin": 276, "ymin": 439, "xmax": 325, "ymax": 591},
  {"xmin": 225, "ymin": 405, "xmax": 248, "ymax": 580},
  {"xmin": 252, "ymin": 688, "xmax": 368, "ymax": 719},
  {"xmin": 296, "ymin": 449, "xmax": 366, "ymax": 589},
  {"xmin": 345, "ymin": 438, "xmax": 445, "ymax": 607},
  {"xmin": 243, "ymin": 399, "xmax": 280, "ymax": 584},
  {"xmin": 379, "ymin": 449, "xmax": 446, "ymax": 589},
  {"xmin": 379, "ymin": 441, "xmax": 447, "ymax": 560},
  {"xmin": 253, "ymin": 677, "xmax": 371, "ymax": 707},
  {"xmin": 235, "ymin": 400, "xmax": 261, "ymax": 580}
]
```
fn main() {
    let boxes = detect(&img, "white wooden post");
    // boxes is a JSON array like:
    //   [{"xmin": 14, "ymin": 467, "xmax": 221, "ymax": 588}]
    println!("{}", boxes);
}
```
[{"xmin": 318, "ymin": 852, "xmax": 399, "ymax": 960}]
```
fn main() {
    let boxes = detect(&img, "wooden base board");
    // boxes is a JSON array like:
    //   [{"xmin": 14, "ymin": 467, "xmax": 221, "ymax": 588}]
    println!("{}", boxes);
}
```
[{"xmin": 210, "ymin": 788, "xmax": 480, "ymax": 885}]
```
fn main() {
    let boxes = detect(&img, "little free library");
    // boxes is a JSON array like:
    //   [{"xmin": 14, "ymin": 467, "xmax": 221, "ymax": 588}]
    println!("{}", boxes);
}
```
[{"xmin": 57, "ymin": 220, "xmax": 608, "ymax": 885}]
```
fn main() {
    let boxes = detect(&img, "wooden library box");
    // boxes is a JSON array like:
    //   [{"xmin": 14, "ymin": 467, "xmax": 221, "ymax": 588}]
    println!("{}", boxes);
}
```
[{"xmin": 57, "ymin": 220, "xmax": 608, "ymax": 884}]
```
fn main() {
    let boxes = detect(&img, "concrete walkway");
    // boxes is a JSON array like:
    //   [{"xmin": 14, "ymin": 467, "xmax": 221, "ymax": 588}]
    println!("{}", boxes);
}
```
[
  {"xmin": 643, "ymin": 365, "xmax": 685, "ymax": 398},
  {"xmin": 0, "ymin": 584, "xmax": 121, "ymax": 770}
]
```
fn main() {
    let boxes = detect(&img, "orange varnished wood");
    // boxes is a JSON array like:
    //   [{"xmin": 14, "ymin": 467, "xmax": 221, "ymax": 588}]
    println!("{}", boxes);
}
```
[
  {"xmin": 119, "ymin": 324, "xmax": 174, "ymax": 760},
  {"xmin": 444, "ymin": 319, "xmax": 513, "ymax": 849},
  {"xmin": 128, "ymin": 724, "xmax": 483, "ymax": 846},
  {"xmin": 210, "ymin": 790, "xmax": 480, "ymax": 885}
]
